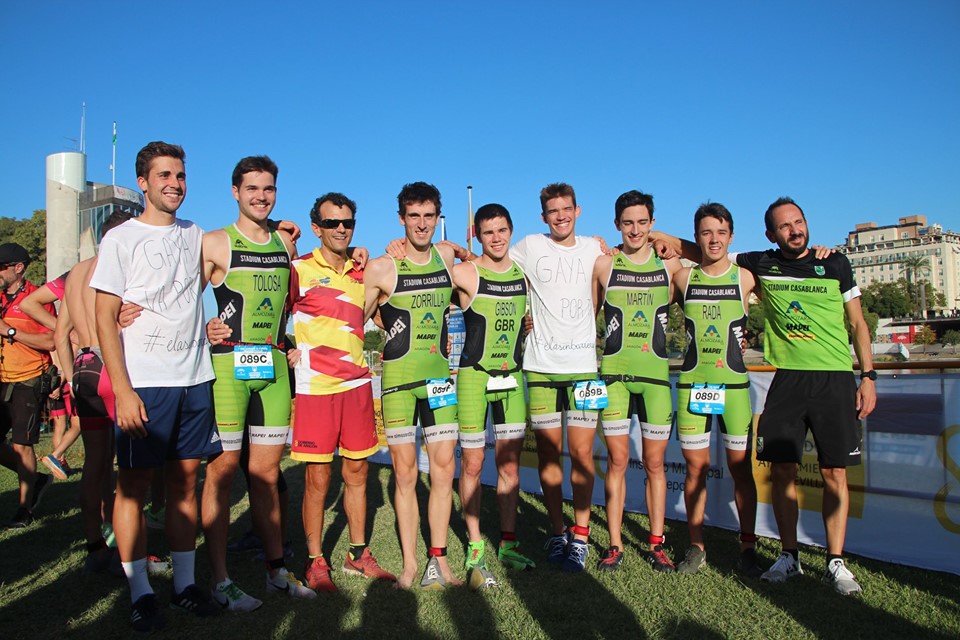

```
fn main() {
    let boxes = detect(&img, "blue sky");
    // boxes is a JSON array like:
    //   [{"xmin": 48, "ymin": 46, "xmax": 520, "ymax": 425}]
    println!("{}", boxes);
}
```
[{"xmin": 2, "ymin": 1, "xmax": 958, "ymax": 260}]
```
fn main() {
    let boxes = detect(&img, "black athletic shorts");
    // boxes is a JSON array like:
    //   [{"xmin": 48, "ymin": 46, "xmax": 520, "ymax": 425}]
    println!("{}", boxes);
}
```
[
  {"xmin": 0, "ymin": 377, "xmax": 45, "ymax": 445},
  {"xmin": 756, "ymin": 369, "xmax": 862, "ymax": 468}
]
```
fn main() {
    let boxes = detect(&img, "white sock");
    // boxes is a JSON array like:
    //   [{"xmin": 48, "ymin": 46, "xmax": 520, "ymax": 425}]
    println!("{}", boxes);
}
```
[
  {"xmin": 269, "ymin": 567, "xmax": 288, "ymax": 585},
  {"xmin": 121, "ymin": 558, "xmax": 153, "ymax": 603},
  {"xmin": 215, "ymin": 578, "xmax": 232, "ymax": 592},
  {"xmin": 170, "ymin": 550, "xmax": 196, "ymax": 594}
]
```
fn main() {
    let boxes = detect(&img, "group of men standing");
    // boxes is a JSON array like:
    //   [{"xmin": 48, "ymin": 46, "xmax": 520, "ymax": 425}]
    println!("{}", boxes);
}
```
[{"xmin": 0, "ymin": 138, "xmax": 877, "ymax": 632}]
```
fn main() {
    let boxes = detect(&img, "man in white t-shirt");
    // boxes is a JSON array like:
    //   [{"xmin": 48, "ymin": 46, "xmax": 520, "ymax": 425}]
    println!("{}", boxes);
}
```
[
  {"xmin": 508, "ymin": 182, "xmax": 604, "ymax": 573},
  {"xmin": 92, "ymin": 141, "xmax": 221, "ymax": 631}
]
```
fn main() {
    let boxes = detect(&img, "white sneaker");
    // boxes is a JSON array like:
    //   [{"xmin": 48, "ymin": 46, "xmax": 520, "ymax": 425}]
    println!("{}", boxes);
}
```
[
  {"xmin": 822, "ymin": 558, "xmax": 862, "ymax": 595},
  {"xmin": 761, "ymin": 552, "xmax": 803, "ymax": 583},
  {"xmin": 212, "ymin": 579, "xmax": 262, "ymax": 612},
  {"xmin": 266, "ymin": 568, "xmax": 317, "ymax": 600}
]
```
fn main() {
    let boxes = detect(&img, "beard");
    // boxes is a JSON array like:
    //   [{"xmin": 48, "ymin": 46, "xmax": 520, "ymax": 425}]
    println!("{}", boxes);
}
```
[{"xmin": 778, "ymin": 233, "xmax": 808, "ymax": 258}]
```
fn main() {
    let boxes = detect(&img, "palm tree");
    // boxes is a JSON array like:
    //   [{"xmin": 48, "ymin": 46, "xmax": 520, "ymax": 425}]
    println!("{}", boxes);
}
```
[{"xmin": 899, "ymin": 255, "xmax": 931, "ymax": 316}]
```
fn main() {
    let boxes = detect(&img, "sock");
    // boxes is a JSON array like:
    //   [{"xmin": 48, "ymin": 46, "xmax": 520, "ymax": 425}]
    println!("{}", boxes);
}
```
[
  {"xmin": 826, "ymin": 554, "xmax": 842, "ymax": 567},
  {"xmin": 170, "ymin": 550, "xmax": 196, "ymax": 594},
  {"xmin": 349, "ymin": 543, "xmax": 367, "ymax": 561},
  {"xmin": 215, "ymin": 578, "xmax": 232, "ymax": 592},
  {"xmin": 784, "ymin": 548, "xmax": 799, "ymax": 562},
  {"xmin": 122, "ymin": 558, "xmax": 153, "ymax": 603}
]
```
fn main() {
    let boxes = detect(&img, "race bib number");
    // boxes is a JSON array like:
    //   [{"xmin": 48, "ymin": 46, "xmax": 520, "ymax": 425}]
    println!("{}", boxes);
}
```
[
  {"xmin": 427, "ymin": 378, "xmax": 457, "ymax": 409},
  {"xmin": 573, "ymin": 380, "xmax": 608, "ymax": 410},
  {"xmin": 689, "ymin": 383, "xmax": 725, "ymax": 415},
  {"xmin": 234, "ymin": 345, "xmax": 274, "ymax": 380},
  {"xmin": 486, "ymin": 375, "xmax": 518, "ymax": 392}
]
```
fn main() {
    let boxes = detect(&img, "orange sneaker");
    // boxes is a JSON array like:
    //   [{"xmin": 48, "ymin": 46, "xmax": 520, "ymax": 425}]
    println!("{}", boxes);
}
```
[
  {"xmin": 304, "ymin": 556, "xmax": 337, "ymax": 592},
  {"xmin": 342, "ymin": 548, "xmax": 397, "ymax": 581}
]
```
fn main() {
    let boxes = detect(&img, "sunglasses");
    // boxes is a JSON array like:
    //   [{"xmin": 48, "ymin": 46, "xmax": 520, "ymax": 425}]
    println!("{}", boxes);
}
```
[{"xmin": 315, "ymin": 218, "xmax": 356, "ymax": 230}]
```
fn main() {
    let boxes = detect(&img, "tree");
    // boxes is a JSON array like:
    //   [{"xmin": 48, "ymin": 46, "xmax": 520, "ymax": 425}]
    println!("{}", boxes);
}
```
[
  {"xmin": 942, "ymin": 330, "xmax": 960, "ymax": 355},
  {"xmin": 913, "ymin": 325, "xmax": 937, "ymax": 354},
  {"xmin": 900, "ymin": 255, "xmax": 931, "ymax": 315},
  {"xmin": 363, "ymin": 329, "xmax": 385, "ymax": 352},
  {"xmin": 1, "ymin": 209, "xmax": 47, "ymax": 285},
  {"xmin": 860, "ymin": 309, "xmax": 879, "ymax": 342},
  {"xmin": 746, "ymin": 298, "xmax": 765, "ymax": 347},
  {"xmin": 666, "ymin": 304, "xmax": 686, "ymax": 356},
  {"xmin": 861, "ymin": 280, "xmax": 912, "ymax": 318}
]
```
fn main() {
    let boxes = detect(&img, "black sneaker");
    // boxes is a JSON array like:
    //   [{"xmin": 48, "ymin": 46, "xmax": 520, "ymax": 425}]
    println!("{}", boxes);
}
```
[
  {"xmin": 170, "ymin": 584, "xmax": 220, "ymax": 617},
  {"xmin": 227, "ymin": 530, "xmax": 263, "ymax": 554},
  {"xmin": 676, "ymin": 545, "xmax": 706, "ymax": 575},
  {"xmin": 131, "ymin": 593, "xmax": 165, "ymax": 632},
  {"xmin": 597, "ymin": 546, "xmax": 624, "ymax": 572},
  {"xmin": 7, "ymin": 506, "xmax": 33, "ymax": 529},
  {"xmin": 647, "ymin": 544, "xmax": 676, "ymax": 573},
  {"xmin": 31, "ymin": 473, "xmax": 52, "ymax": 511},
  {"xmin": 737, "ymin": 547, "xmax": 763, "ymax": 578}
]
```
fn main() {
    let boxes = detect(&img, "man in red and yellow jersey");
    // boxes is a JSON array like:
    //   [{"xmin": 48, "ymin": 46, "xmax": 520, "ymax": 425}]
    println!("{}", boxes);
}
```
[
  {"xmin": 0, "ymin": 243, "xmax": 55, "ymax": 527},
  {"xmin": 291, "ymin": 193, "xmax": 396, "ymax": 592}
]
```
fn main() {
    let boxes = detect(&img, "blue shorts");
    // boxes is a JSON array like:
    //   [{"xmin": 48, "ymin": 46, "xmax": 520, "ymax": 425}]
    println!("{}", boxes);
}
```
[{"xmin": 115, "ymin": 382, "xmax": 222, "ymax": 469}]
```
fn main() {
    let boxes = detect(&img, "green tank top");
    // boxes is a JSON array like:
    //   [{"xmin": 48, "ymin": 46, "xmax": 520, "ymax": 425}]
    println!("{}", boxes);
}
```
[
  {"xmin": 460, "ymin": 262, "xmax": 527, "ymax": 373},
  {"xmin": 680, "ymin": 264, "xmax": 748, "ymax": 383},
  {"xmin": 600, "ymin": 251, "xmax": 671, "ymax": 376},
  {"xmin": 212, "ymin": 224, "xmax": 290, "ymax": 354},
  {"xmin": 380, "ymin": 246, "xmax": 453, "ymax": 384}
]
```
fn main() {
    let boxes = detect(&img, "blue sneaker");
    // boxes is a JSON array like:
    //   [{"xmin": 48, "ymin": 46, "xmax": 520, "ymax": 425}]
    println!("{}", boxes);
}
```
[
  {"xmin": 561, "ymin": 540, "xmax": 589, "ymax": 573},
  {"xmin": 544, "ymin": 531, "xmax": 570, "ymax": 565}
]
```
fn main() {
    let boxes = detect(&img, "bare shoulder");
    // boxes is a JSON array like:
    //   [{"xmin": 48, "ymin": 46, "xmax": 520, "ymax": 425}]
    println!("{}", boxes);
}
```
[
  {"xmin": 593, "ymin": 254, "xmax": 613, "ymax": 277},
  {"xmin": 435, "ymin": 242, "xmax": 457, "ymax": 268},
  {"xmin": 277, "ymin": 229, "xmax": 297, "ymax": 257},
  {"xmin": 364, "ymin": 255, "xmax": 394, "ymax": 288},
  {"xmin": 663, "ymin": 256, "xmax": 683, "ymax": 275}
]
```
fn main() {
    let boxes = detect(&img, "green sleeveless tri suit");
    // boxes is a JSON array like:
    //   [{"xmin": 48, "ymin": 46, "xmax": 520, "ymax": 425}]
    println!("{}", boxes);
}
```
[
  {"xmin": 456, "ymin": 262, "xmax": 528, "ymax": 448},
  {"xmin": 599, "ymin": 251, "xmax": 674, "ymax": 438},
  {"xmin": 676, "ymin": 264, "xmax": 751, "ymax": 451},
  {"xmin": 379, "ymin": 247, "xmax": 457, "ymax": 444},
  {"xmin": 211, "ymin": 225, "xmax": 291, "ymax": 450}
]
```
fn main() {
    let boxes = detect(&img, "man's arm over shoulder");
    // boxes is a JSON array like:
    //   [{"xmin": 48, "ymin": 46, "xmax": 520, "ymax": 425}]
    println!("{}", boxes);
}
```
[
  {"xmin": 363, "ymin": 256, "xmax": 393, "ymax": 323},
  {"xmin": 451, "ymin": 261, "xmax": 478, "ymax": 304},
  {"xmin": 649, "ymin": 230, "xmax": 700, "ymax": 263},
  {"xmin": 202, "ymin": 228, "xmax": 231, "ymax": 287},
  {"xmin": 20, "ymin": 284, "xmax": 59, "ymax": 331},
  {"xmin": 592, "ymin": 254, "xmax": 612, "ymax": 316}
]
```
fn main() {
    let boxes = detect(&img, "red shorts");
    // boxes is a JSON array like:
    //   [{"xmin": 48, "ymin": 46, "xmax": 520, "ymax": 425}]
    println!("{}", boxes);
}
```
[
  {"xmin": 291, "ymin": 384, "xmax": 379, "ymax": 463},
  {"xmin": 48, "ymin": 388, "xmax": 72, "ymax": 418}
]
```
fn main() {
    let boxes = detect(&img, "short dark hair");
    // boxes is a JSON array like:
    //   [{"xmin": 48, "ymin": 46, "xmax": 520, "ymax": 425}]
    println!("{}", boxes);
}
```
[
  {"xmin": 539, "ymin": 183, "xmax": 576, "ymax": 212},
  {"xmin": 614, "ymin": 190, "xmax": 654, "ymax": 224},
  {"xmin": 101, "ymin": 210, "xmax": 133, "ymax": 237},
  {"xmin": 135, "ymin": 141, "xmax": 185, "ymax": 179},
  {"xmin": 764, "ymin": 196, "xmax": 804, "ymax": 233},
  {"xmin": 694, "ymin": 202, "xmax": 734, "ymax": 235},
  {"xmin": 397, "ymin": 182, "xmax": 441, "ymax": 216},
  {"xmin": 231, "ymin": 156, "xmax": 278, "ymax": 187},
  {"xmin": 474, "ymin": 203, "xmax": 513, "ymax": 231},
  {"xmin": 310, "ymin": 192, "xmax": 357, "ymax": 225}
]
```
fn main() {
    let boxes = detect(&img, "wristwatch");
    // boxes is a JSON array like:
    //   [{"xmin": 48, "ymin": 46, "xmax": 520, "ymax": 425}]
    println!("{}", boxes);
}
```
[
  {"xmin": 860, "ymin": 370, "xmax": 877, "ymax": 381},
  {"xmin": 5, "ymin": 327, "xmax": 15, "ymax": 340}
]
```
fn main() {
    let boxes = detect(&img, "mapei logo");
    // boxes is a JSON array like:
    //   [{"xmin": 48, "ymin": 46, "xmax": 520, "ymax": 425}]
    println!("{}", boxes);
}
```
[
  {"xmin": 786, "ymin": 301, "xmax": 807, "ymax": 316},
  {"xmin": 703, "ymin": 325, "xmax": 720, "ymax": 338},
  {"xmin": 421, "ymin": 312, "xmax": 437, "ymax": 325},
  {"xmin": 496, "ymin": 334, "xmax": 510, "ymax": 346},
  {"xmin": 631, "ymin": 310, "xmax": 647, "ymax": 323},
  {"xmin": 257, "ymin": 298, "xmax": 274, "ymax": 312}
]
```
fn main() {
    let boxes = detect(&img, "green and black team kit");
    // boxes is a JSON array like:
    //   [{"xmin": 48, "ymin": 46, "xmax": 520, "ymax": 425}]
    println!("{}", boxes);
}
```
[
  {"xmin": 379, "ymin": 247, "xmax": 457, "ymax": 441},
  {"xmin": 211, "ymin": 225, "xmax": 291, "ymax": 448},
  {"xmin": 676, "ymin": 264, "xmax": 751, "ymax": 450},
  {"xmin": 456, "ymin": 262, "xmax": 528, "ymax": 447},
  {"xmin": 734, "ymin": 250, "xmax": 862, "ymax": 467},
  {"xmin": 599, "ymin": 251, "xmax": 674, "ymax": 437}
]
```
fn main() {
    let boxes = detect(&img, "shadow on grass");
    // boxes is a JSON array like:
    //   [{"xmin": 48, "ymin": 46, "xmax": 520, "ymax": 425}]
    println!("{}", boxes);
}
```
[{"xmin": 340, "ymin": 579, "xmax": 440, "ymax": 640}]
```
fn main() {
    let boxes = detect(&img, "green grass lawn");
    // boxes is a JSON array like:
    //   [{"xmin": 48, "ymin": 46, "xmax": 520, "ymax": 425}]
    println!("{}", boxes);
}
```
[{"xmin": 2, "ymin": 434, "xmax": 959, "ymax": 639}]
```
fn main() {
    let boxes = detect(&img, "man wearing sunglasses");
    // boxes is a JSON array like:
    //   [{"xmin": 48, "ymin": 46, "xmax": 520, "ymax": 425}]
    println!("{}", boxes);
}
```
[{"xmin": 290, "ymin": 193, "xmax": 396, "ymax": 593}]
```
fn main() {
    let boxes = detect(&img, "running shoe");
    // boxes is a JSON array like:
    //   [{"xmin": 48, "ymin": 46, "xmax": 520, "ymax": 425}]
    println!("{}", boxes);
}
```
[
  {"xmin": 737, "ymin": 547, "xmax": 763, "ymax": 578},
  {"xmin": 596, "ymin": 546, "xmax": 624, "ymax": 572},
  {"xmin": 822, "ymin": 558, "xmax": 862, "ymax": 596},
  {"xmin": 212, "ymin": 579, "xmax": 263, "ymax": 612},
  {"xmin": 7, "ymin": 506, "xmax": 33, "ymax": 529},
  {"xmin": 254, "ymin": 540, "xmax": 294, "ymax": 562},
  {"xmin": 465, "ymin": 541, "xmax": 485, "ymax": 570},
  {"xmin": 677, "ymin": 546, "xmax": 706, "ymax": 575},
  {"xmin": 131, "ymin": 593, "xmax": 165, "ymax": 632},
  {"xmin": 147, "ymin": 555, "xmax": 170, "ymax": 576},
  {"xmin": 41, "ymin": 454, "xmax": 68, "ymax": 480},
  {"xmin": 761, "ymin": 552, "xmax": 803, "ymax": 583},
  {"xmin": 267, "ymin": 567, "xmax": 317, "ymax": 599},
  {"xmin": 304, "ymin": 556, "xmax": 337, "ymax": 593},
  {"xmin": 170, "ymin": 584, "xmax": 220, "ymax": 617},
  {"xmin": 498, "ymin": 541, "xmax": 536, "ymax": 571},
  {"xmin": 647, "ymin": 544, "xmax": 676, "ymax": 573},
  {"xmin": 31, "ymin": 473, "xmax": 52, "ymax": 511},
  {"xmin": 83, "ymin": 547, "xmax": 117, "ymax": 575},
  {"xmin": 467, "ymin": 565, "xmax": 498, "ymax": 590},
  {"xmin": 544, "ymin": 531, "xmax": 570, "ymax": 565},
  {"xmin": 560, "ymin": 539, "xmax": 589, "ymax": 573},
  {"xmin": 228, "ymin": 530, "xmax": 263, "ymax": 554},
  {"xmin": 420, "ymin": 556, "xmax": 448, "ymax": 591},
  {"xmin": 143, "ymin": 506, "xmax": 165, "ymax": 530},
  {"xmin": 342, "ymin": 548, "xmax": 397, "ymax": 581}
]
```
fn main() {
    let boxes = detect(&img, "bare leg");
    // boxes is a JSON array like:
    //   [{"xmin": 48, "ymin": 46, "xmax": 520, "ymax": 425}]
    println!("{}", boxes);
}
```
[
  {"xmin": 164, "ymin": 458, "xmax": 202, "ymax": 553},
  {"xmin": 725, "ymin": 447, "xmax": 757, "ymax": 551},
  {"xmin": 341, "ymin": 457, "xmax": 368, "ymax": 546},
  {"xmin": 770, "ymin": 462, "xmax": 799, "ymax": 549},
  {"xmin": 603, "ymin": 434, "xmax": 630, "ymax": 549},
  {"xmin": 80, "ymin": 429, "xmax": 113, "ymax": 544},
  {"xmin": 642, "ymin": 437, "xmax": 669, "ymax": 545},
  {"xmin": 12, "ymin": 443, "xmax": 37, "ymax": 508},
  {"xmin": 302, "ymin": 462, "xmax": 332, "ymax": 557},
  {"xmin": 200, "ymin": 449, "xmax": 242, "ymax": 583},
  {"xmin": 820, "ymin": 467, "xmax": 849, "ymax": 556},
  {"xmin": 533, "ymin": 428, "xmax": 565, "ymax": 535},
  {"xmin": 115, "ymin": 467, "xmax": 154, "ymax": 562},
  {"xmin": 426, "ymin": 438, "xmax": 461, "ymax": 584},
  {"xmin": 248, "ymin": 443, "xmax": 285, "ymax": 575},
  {"xmin": 459, "ymin": 447, "xmax": 485, "ymax": 543},
  {"xmin": 681, "ymin": 447, "xmax": 711, "ymax": 549},
  {"xmin": 495, "ymin": 437, "xmax": 524, "ymax": 534},
  {"xmin": 388, "ymin": 442, "xmax": 419, "ymax": 589}
]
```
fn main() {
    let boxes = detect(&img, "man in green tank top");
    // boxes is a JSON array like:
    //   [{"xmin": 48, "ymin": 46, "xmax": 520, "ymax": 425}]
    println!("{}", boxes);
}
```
[
  {"xmin": 364, "ymin": 182, "xmax": 469, "ymax": 590},
  {"xmin": 592, "ymin": 190, "xmax": 681, "ymax": 573},
  {"xmin": 200, "ymin": 157, "xmax": 314, "ymax": 609},
  {"xmin": 452, "ymin": 203, "xmax": 535, "ymax": 589},
  {"xmin": 672, "ymin": 202, "xmax": 761, "ymax": 577}
]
